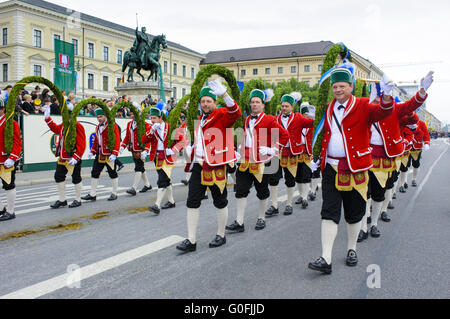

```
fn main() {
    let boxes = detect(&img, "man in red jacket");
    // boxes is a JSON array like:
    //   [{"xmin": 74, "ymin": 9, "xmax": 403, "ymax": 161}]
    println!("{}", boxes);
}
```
[
  {"xmin": 120, "ymin": 111, "xmax": 152, "ymax": 196},
  {"xmin": 176, "ymin": 80, "xmax": 241, "ymax": 252},
  {"xmin": 142, "ymin": 107, "xmax": 186, "ymax": 215},
  {"xmin": 0, "ymin": 102, "xmax": 22, "ymax": 222},
  {"xmin": 226, "ymin": 89, "xmax": 289, "ymax": 232},
  {"xmin": 44, "ymin": 102, "xmax": 86, "ymax": 209},
  {"xmin": 409, "ymin": 120, "xmax": 431, "ymax": 187},
  {"xmin": 82, "ymin": 108, "xmax": 121, "ymax": 202},
  {"xmin": 308, "ymin": 67, "xmax": 394, "ymax": 274},
  {"xmin": 266, "ymin": 93, "xmax": 314, "ymax": 216}
]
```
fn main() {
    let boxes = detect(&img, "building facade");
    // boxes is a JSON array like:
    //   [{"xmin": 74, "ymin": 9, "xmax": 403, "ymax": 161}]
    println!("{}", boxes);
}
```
[{"xmin": 0, "ymin": 0, "xmax": 204, "ymax": 101}]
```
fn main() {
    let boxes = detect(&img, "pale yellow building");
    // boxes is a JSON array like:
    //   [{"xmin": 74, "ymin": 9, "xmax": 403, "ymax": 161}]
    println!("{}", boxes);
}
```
[
  {"xmin": 0, "ymin": 0, "xmax": 204, "ymax": 101},
  {"xmin": 201, "ymin": 41, "xmax": 384, "ymax": 86}
]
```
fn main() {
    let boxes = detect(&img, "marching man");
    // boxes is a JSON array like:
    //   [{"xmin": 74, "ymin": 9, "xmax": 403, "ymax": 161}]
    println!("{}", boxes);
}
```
[
  {"xmin": 226, "ymin": 89, "xmax": 289, "ymax": 232},
  {"xmin": 408, "ymin": 119, "xmax": 431, "ymax": 187},
  {"xmin": 142, "ymin": 107, "xmax": 186, "ymax": 215},
  {"xmin": 120, "ymin": 111, "xmax": 153, "ymax": 196},
  {"xmin": 176, "ymin": 80, "xmax": 241, "ymax": 252},
  {"xmin": 308, "ymin": 66, "xmax": 394, "ymax": 274},
  {"xmin": 82, "ymin": 108, "xmax": 121, "ymax": 202},
  {"xmin": 44, "ymin": 100, "xmax": 86, "ymax": 209},
  {"xmin": 0, "ymin": 100, "xmax": 22, "ymax": 222}
]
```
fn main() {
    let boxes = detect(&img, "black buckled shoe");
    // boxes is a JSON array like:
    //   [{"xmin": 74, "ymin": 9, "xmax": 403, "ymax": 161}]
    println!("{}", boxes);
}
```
[
  {"xmin": 411, "ymin": 180, "xmax": 417, "ymax": 187},
  {"xmin": 265, "ymin": 206, "xmax": 279, "ymax": 217},
  {"xmin": 117, "ymin": 164, "xmax": 125, "ymax": 172},
  {"xmin": 0, "ymin": 212, "xmax": 15, "ymax": 222},
  {"xmin": 149, "ymin": 204, "xmax": 160, "ymax": 215},
  {"xmin": 81, "ymin": 194, "xmax": 96, "ymax": 201},
  {"xmin": 209, "ymin": 235, "xmax": 226, "ymax": 248},
  {"xmin": 107, "ymin": 194, "xmax": 118, "ymax": 201},
  {"xmin": 399, "ymin": 186, "xmax": 406, "ymax": 193},
  {"xmin": 202, "ymin": 194, "xmax": 209, "ymax": 200},
  {"xmin": 370, "ymin": 225, "xmax": 381, "ymax": 238},
  {"xmin": 139, "ymin": 185, "xmax": 152, "ymax": 193},
  {"xmin": 346, "ymin": 249, "xmax": 358, "ymax": 267},
  {"xmin": 308, "ymin": 257, "xmax": 332, "ymax": 274},
  {"xmin": 176, "ymin": 239, "xmax": 196, "ymax": 252},
  {"xmin": 392, "ymin": 192, "xmax": 397, "ymax": 199},
  {"xmin": 308, "ymin": 191, "xmax": 317, "ymax": 201},
  {"xmin": 388, "ymin": 201, "xmax": 395, "ymax": 210},
  {"xmin": 381, "ymin": 211, "xmax": 391, "ymax": 222},
  {"xmin": 301, "ymin": 199, "xmax": 308, "ymax": 209},
  {"xmin": 367, "ymin": 216, "xmax": 372, "ymax": 225},
  {"xmin": 226, "ymin": 220, "xmax": 245, "ymax": 233},
  {"xmin": 181, "ymin": 179, "xmax": 188, "ymax": 186},
  {"xmin": 126, "ymin": 188, "xmax": 137, "ymax": 196},
  {"xmin": 0, "ymin": 207, "xmax": 6, "ymax": 216},
  {"xmin": 161, "ymin": 202, "xmax": 176, "ymax": 210},
  {"xmin": 50, "ymin": 200, "xmax": 68, "ymax": 209},
  {"xmin": 69, "ymin": 200, "xmax": 82, "ymax": 208},
  {"xmin": 357, "ymin": 230, "xmax": 368, "ymax": 243},
  {"xmin": 404, "ymin": 182, "xmax": 408, "ymax": 189},
  {"xmin": 255, "ymin": 218, "xmax": 266, "ymax": 230},
  {"xmin": 283, "ymin": 205, "xmax": 293, "ymax": 216},
  {"xmin": 295, "ymin": 197, "xmax": 303, "ymax": 205}
]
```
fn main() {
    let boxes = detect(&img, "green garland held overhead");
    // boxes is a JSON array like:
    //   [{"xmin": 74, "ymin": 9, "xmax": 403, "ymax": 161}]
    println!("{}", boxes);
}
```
[{"xmin": 167, "ymin": 93, "xmax": 190, "ymax": 147}]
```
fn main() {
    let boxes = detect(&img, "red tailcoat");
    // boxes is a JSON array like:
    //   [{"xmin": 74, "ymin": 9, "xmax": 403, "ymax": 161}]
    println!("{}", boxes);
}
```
[
  {"xmin": 412, "ymin": 120, "xmax": 431, "ymax": 150},
  {"xmin": 90, "ymin": 121, "xmax": 121, "ymax": 157},
  {"xmin": 276, "ymin": 113, "xmax": 314, "ymax": 156},
  {"xmin": 121, "ymin": 121, "xmax": 151, "ymax": 153},
  {"xmin": 0, "ymin": 115, "xmax": 22, "ymax": 165},
  {"xmin": 45, "ymin": 117, "xmax": 86, "ymax": 161}
]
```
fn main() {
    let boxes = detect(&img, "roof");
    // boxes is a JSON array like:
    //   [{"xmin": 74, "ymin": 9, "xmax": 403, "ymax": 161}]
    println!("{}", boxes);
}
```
[
  {"xmin": 201, "ymin": 41, "xmax": 335, "ymax": 64},
  {"xmin": 13, "ymin": 0, "xmax": 203, "ymax": 56}
]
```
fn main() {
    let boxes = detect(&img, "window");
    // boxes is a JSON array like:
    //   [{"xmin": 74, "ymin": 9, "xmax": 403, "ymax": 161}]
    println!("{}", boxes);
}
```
[
  {"xmin": 54, "ymin": 34, "xmax": 61, "ymax": 41},
  {"xmin": 173, "ymin": 63, "xmax": 177, "ymax": 76},
  {"xmin": 182, "ymin": 88, "xmax": 186, "ymax": 97},
  {"xmin": 116, "ymin": 77, "xmax": 121, "ymax": 87},
  {"xmin": 102, "ymin": 76, "xmax": 109, "ymax": 91},
  {"xmin": 33, "ymin": 65, "xmax": 42, "ymax": 77},
  {"xmin": 278, "ymin": 67, "xmax": 283, "ymax": 74},
  {"xmin": 163, "ymin": 61, "xmax": 168, "ymax": 73},
  {"xmin": 2, "ymin": 28, "xmax": 7, "ymax": 46},
  {"xmin": 88, "ymin": 73, "xmax": 94, "ymax": 89},
  {"xmin": 33, "ymin": 29, "xmax": 42, "ymax": 48},
  {"xmin": 72, "ymin": 39, "xmax": 78, "ymax": 55},
  {"xmin": 253, "ymin": 68, "xmax": 258, "ymax": 75},
  {"xmin": 172, "ymin": 86, "xmax": 177, "ymax": 99},
  {"xmin": 182, "ymin": 65, "xmax": 186, "ymax": 77},
  {"xmin": 305, "ymin": 81, "xmax": 310, "ymax": 87},
  {"xmin": 2, "ymin": 64, "xmax": 7, "ymax": 82},
  {"xmin": 88, "ymin": 43, "xmax": 94, "ymax": 59},
  {"xmin": 304, "ymin": 65, "xmax": 310, "ymax": 72},
  {"xmin": 117, "ymin": 50, "xmax": 123, "ymax": 64},
  {"xmin": 318, "ymin": 64, "xmax": 323, "ymax": 72},
  {"xmin": 291, "ymin": 66, "xmax": 297, "ymax": 73},
  {"xmin": 191, "ymin": 67, "xmax": 195, "ymax": 79},
  {"xmin": 265, "ymin": 68, "xmax": 270, "ymax": 75},
  {"xmin": 241, "ymin": 69, "xmax": 246, "ymax": 77},
  {"xmin": 103, "ymin": 46, "xmax": 109, "ymax": 62}
]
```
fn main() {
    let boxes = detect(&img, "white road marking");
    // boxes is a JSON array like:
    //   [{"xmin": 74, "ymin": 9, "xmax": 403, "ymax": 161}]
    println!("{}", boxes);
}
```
[{"xmin": 0, "ymin": 235, "xmax": 184, "ymax": 299}]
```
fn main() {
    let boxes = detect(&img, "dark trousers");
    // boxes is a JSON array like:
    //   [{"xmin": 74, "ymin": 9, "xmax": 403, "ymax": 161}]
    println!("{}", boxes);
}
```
[
  {"xmin": 235, "ymin": 168, "xmax": 270, "ymax": 200},
  {"xmin": 133, "ymin": 157, "xmax": 145, "ymax": 173},
  {"xmin": 91, "ymin": 156, "xmax": 118, "ymax": 179},
  {"xmin": 400, "ymin": 156, "xmax": 412, "ymax": 173},
  {"xmin": 386, "ymin": 170, "xmax": 398, "ymax": 190},
  {"xmin": 321, "ymin": 164, "xmax": 366, "ymax": 225},
  {"xmin": 269, "ymin": 160, "xmax": 312, "ymax": 187},
  {"xmin": 156, "ymin": 168, "xmax": 171, "ymax": 189},
  {"xmin": 1, "ymin": 166, "xmax": 16, "ymax": 190},
  {"xmin": 186, "ymin": 163, "xmax": 228, "ymax": 209},
  {"xmin": 368, "ymin": 170, "xmax": 386, "ymax": 203},
  {"xmin": 411, "ymin": 151, "xmax": 422, "ymax": 168},
  {"xmin": 55, "ymin": 160, "xmax": 82, "ymax": 184}
]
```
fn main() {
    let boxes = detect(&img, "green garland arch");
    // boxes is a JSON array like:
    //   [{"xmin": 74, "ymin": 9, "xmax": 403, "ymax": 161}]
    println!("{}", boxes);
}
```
[{"xmin": 166, "ymin": 93, "xmax": 190, "ymax": 147}]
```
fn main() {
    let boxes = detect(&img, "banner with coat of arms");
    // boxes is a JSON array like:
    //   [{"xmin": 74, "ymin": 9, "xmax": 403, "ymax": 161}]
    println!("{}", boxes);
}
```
[{"xmin": 54, "ymin": 39, "xmax": 75, "ymax": 93}]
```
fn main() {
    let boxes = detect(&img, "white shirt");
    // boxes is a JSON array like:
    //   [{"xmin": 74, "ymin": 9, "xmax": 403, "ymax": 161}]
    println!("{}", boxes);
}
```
[
  {"xmin": 370, "ymin": 123, "xmax": 384, "ymax": 146},
  {"xmin": 155, "ymin": 122, "xmax": 165, "ymax": 151},
  {"xmin": 194, "ymin": 116, "xmax": 207, "ymax": 161},
  {"xmin": 98, "ymin": 121, "xmax": 107, "ymax": 148},
  {"xmin": 301, "ymin": 128, "xmax": 307, "ymax": 145},
  {"xmin": 326, "ymin": 100, "xmax": 348, "ymax": 166},
  {"xmin": 245, "ymin": 115, "xmax": 259, "ymax": 148}
]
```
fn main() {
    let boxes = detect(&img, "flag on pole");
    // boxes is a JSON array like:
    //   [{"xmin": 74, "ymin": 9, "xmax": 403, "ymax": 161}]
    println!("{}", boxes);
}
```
[{"xmin": 54, "ymin": 39, "xmax": 75, "ymax": 93}]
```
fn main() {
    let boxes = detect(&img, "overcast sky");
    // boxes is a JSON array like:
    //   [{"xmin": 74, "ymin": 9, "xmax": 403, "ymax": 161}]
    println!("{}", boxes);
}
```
[{"xmin": 20, "ymin": 0, "xmax": 450, "ymax": 124}]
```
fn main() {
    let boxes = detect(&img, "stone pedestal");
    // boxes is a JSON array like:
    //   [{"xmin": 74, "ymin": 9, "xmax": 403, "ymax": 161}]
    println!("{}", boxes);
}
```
[{"xmin": 115, "ymin": 81, "xmax": 172, "ymax": 104}]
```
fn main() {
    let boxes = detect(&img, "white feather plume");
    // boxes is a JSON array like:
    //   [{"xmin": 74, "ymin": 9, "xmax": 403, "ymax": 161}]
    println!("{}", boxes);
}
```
[
  {"xmin": 264, "ymin": 89, "xmax": 274, "ymax": 102},
  {"xmin": 290, "ymin": 92, "xmax": 302, "ymax": 103}
]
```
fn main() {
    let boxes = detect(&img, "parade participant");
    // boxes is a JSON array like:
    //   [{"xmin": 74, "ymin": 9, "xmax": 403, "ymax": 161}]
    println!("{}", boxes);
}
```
[
  {"xmin": 120, "ymin": 111, "xmax": 152, "ymax": 196},
  {"xmin": 308, "ymin": 67, "xmax": 394, "ymax": 274},
  {"xmin": 176, "ymin": 80, "xmax": 241, "ymax": 252},
  {"xmin": 409, "ymin": 119, "xmax": 431, "ymax": 187},
  {"xmin": 44, "ymin": 102, "xmax": 86, "ymax": 209},
  {"xmin": 143, "ymin": 107, "xmax": 186, "ymax": 215},
  {"xmin": 266, "ymin": 93, "xmax": 313, "ymax": 217},
  {"xmin": 226, "ymin": 89, "xmax": 289, "ymax": 232},
  {"xmin": 359, "ymin": 72, "xmax": 432, "ymax": 241},
  {"xmin": 0, "ymin": 99, "xmax": 22, "ymax": 222},
  {"xmin": 397, "ymin": 117, "xmax": 417, "ymax": 193},
  {"xmin": 81, "ymin": 108, "xmax": 121, "ymax": 202}
]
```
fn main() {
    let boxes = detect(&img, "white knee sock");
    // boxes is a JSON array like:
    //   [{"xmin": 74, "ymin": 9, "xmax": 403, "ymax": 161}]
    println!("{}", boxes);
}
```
[
  {"xmin": 347, "ymin": 221, "xmax": 362, "ymax": 252},
  {"xmin": 74, "ymin": 183, "xmax": 82, "ymax": 202},
  {"xmin": 133, "ymin": 172, "xmax": 142, "ymax": 190},
  {"xmin": 259, "ymin": 199, "xmax": 267, "ymax": 220},
  {"xmin": 311, "ymin": 178, "xmax": 320, "ymax": 194},
  {"xmin": 321, "ymin": 219, "xmax": 338, "ymax": 264},
  {"xmin": 6, "ymin": 189, "xmax": 16, "ymax": 214},
  {"xmin": 141, "ymin": 172, "xmax": 150, "ymax": 187},
  {"xmin": 187, "ymin": 208, "xmax": 200, "ymax": 244},
  {"xmin": 298, "ymin": 183, "xmax": 309, "ymax": 201},
  {"xmin": 155, "ymin": 188, "xmax": 167, "ymax": 208},
  {"xmin": 111, "ymin": 178, "xmax": 118, "ymax": 196},
  {"xmin": 413, "ymin": 168, "xmax": 419, "ymax": 181},
  {"xmin": 371, "ymin": 200, "xmax": 384, "ymax": 227},
  {"xmin": 286, "ymin": 187, "xmax": 295, "ymax": 206},
  {"xmin": 167, "ymin": 185, "xmax": 175, "ymax": 204},
  {"xmin": 382, "ymin": 189, "xmax": 392, "ymax": 213},
  {"xmin": 399, "ymin": 172, "xmax": 407, "ymax": 189},
  {"xmin": 361, "ymin": 198, "xmax": 372, "ymax": 232},
  {"xmin": 230, "ymin": 172, "xmax": 237, "ymax": 184},
  {"xmin": 57, "ymin": 182, "xmax": 66, "ymax": 202},
  {"xmin": 236, "ymin": 198, "xmax": 247, "ymax": 225},
  {"xmin": 216, "ymin": 207, "xmax": 228, "ymax": 238},
  {"xmin": 270, "ymin": 186, "xmax": 278, "ymax": 209},
  {"xmin": 90, "ymin": 178, "xmax": 99, "ymax": 196}
]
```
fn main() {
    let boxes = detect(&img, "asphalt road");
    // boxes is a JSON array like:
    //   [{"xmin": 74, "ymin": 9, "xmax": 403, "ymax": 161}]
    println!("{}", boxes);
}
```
[{"xmin": 0, "ymin": 139, "xmax": 449, "ymax": 299}]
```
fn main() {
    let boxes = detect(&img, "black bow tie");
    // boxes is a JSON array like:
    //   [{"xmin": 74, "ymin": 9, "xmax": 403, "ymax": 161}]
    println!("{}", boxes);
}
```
[
  {"xmin": 338, "ymin": 105, "xmax": 345, "ymax": 111},
  {"xmin": 283, "ymin": 114, "xmax": 291, "ymax": 119},
  {"xmin": 251, "ymin": 115, "xmax": 258, "ymax": 120}
]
